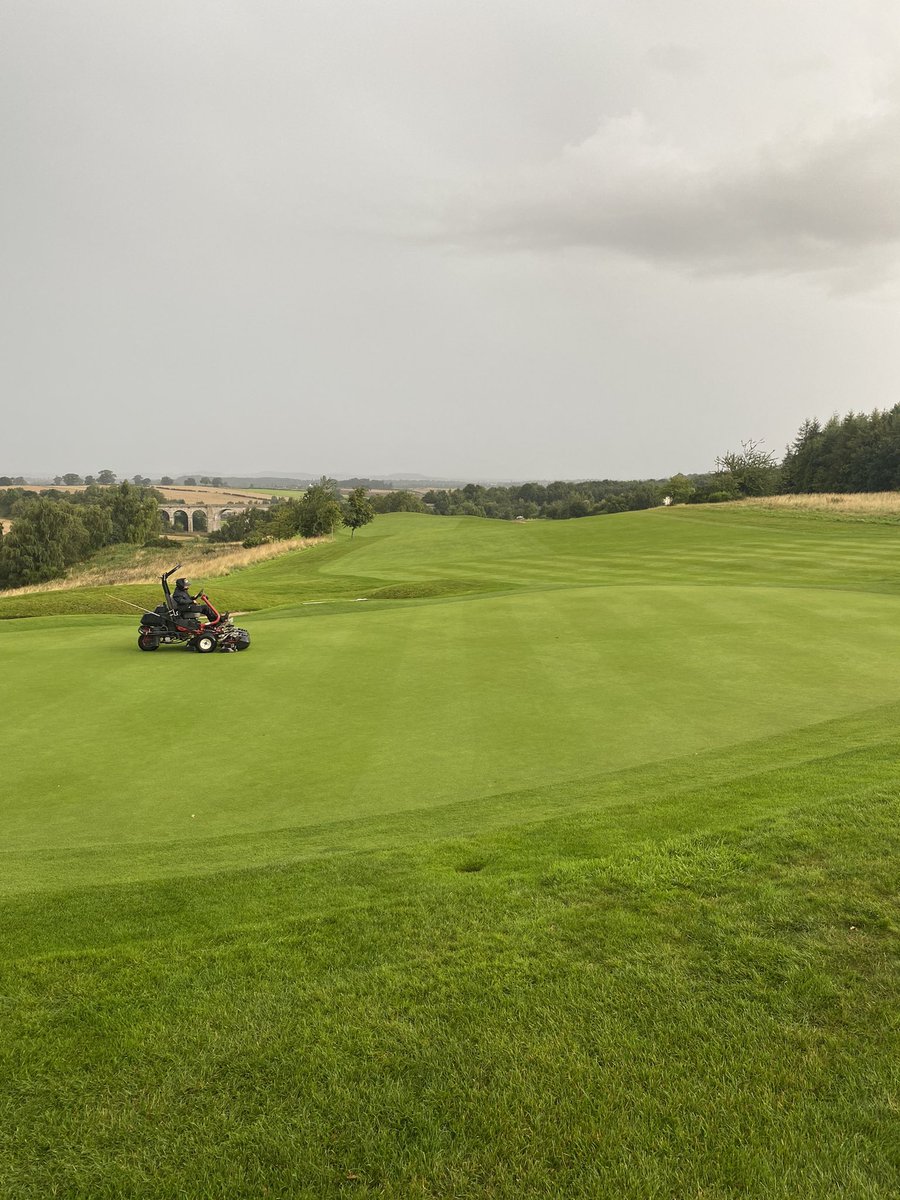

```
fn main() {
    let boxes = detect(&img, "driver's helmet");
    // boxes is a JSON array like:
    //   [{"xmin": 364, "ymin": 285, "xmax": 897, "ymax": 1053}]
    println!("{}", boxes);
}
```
[{"xmin": 175, "ymin": 578, "xmax": 190, "ymax": 589}]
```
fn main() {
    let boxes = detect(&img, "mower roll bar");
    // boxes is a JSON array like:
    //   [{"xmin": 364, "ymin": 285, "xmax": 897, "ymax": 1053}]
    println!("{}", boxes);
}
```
[{"xmin": 160, "ymin": 563, "xmax": 182, "ymax": 616}]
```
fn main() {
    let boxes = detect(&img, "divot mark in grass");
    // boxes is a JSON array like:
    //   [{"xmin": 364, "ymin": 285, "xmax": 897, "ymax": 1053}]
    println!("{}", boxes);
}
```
[
  {"xmin": 456, "ymin": 860, "xmax": 487, "ymax": 873},
  {"xmin": 300, "ymin": 598, "xmax": 368, "ymax": 606}
]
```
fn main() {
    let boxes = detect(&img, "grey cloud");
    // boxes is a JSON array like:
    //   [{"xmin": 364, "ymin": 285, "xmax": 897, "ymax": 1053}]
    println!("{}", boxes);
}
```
[
  {"xmin": 429, "ymin": 107, "xmax": 900, "ymax": 288},
  {"xmin": 3, "ymin": 0, "xmax": 899, "ymax": 480},
  {"xmin": 646, "ymin": 44, "xmax": 705, "ymax": 76},
  {"xmin": 770, "ymin": 54, "xmax": 833, "ymax": 80}
]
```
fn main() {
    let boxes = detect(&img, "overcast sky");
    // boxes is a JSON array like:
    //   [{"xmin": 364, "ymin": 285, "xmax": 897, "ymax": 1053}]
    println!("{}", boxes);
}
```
[{"xmin": 3, "ymin": 0, "xmax": 900, "ymax": 481}]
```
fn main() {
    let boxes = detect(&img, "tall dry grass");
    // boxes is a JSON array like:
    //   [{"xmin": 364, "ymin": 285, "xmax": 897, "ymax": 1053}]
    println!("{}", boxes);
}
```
[
  {"xmin": 737, "ymin": 493, "xmax": 900, "ymax": 515},
  {"xmin": 0, "ymin": 537, "xmax": 326, "ymax": 598}
]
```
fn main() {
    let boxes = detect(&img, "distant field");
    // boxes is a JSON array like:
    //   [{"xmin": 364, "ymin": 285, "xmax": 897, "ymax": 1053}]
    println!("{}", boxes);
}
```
[
  {"xmin": 154, "ymin": 485, "xmax": 273, "ymax": 506},
  {"xmin": 16, "ymin": 483, "xmax": 274, "ymax": 506},
  {"xmin": 245, "ymin": 486, "xmax": 307, "ymax": 498},
  {"xmin": 244, "ymin": 486, "xmax": 400, "ymax": 498},
  {"xmin": 243, "ymin": 486, "xmax": 405, "ymax": 498},
  {"xmin": 2, "ymin": 506, "xmax": 899, "ymax": 1197}
]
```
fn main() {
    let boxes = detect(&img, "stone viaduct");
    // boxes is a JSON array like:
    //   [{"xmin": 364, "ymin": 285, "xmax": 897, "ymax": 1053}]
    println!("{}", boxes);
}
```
[{"xmin": 159, "ymin": 499, "xmax": 269, "ymax": 533}]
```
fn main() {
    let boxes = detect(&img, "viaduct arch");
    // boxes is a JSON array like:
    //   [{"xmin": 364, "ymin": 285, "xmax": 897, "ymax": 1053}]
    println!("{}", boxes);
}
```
[{"xmin": 158, "ymin": 501, "xmax": 266, "ymax": 533}]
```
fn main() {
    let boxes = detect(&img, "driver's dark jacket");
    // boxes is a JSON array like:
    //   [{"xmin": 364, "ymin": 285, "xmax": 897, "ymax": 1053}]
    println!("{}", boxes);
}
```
[{"xmin": 172, "ymin": 584, "xmax": 196, "ymax": 613}]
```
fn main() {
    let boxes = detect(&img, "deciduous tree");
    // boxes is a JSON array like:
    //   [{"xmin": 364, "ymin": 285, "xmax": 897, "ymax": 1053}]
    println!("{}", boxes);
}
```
[
  {"xmin": 0, "ymin": 499, "xmax": 89, "ymax": 587},
  {"xmin": 107, "ymin": 482, "xmax": 161, "ymax": 543},
  {"xmin": 342, "ymin": 487, "xmax": 376, "ymax": 538},
  {"xmin": 715, "ymin": 440, "xmax": 778, "ymax": 497},
  {"xmin": 667, "ymin": 473, "xmax": 695, "ymax": 504},
  {"xmin": 299, "ymin": 477, "xmax": 343, "ymax": 537}
]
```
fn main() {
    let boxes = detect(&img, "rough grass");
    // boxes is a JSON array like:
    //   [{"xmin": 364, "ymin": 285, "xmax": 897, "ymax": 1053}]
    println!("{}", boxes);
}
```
[
  {"xmin": 739, "ymin": 491, "xmax": 900, "ymax": 515},
  {"xmin": 0, "ymin": 535, "xmax": 326, "ymax": 598}
]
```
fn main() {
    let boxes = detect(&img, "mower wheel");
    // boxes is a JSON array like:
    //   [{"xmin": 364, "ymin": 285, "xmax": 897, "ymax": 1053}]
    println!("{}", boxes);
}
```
[
  {"xmin": 138, "ymin": 634, "xmax": 159, "ymax": 651},
  {"xmin": 193, "ymin": 633, "xmax": 218, "ymax": 654}
]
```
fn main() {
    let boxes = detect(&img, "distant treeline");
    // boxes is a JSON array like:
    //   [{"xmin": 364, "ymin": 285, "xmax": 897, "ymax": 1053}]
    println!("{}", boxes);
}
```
[
  {"xmin": 402, "ymin": 481, "xmax": 676, "ymax": 523},
  {"xmin": 416, "ymin": 478, "xmax": 710, "ymax": 520}
]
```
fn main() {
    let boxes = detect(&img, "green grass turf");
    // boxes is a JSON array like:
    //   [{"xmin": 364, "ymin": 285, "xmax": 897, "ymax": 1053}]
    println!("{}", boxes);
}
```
[
  {"xmin": 2, "ymin": 507, "xmax": 899, "ymax": 1196},
  {"xmin": 6, "ymin": 502, "xmax": 900, "ymax": 618}
]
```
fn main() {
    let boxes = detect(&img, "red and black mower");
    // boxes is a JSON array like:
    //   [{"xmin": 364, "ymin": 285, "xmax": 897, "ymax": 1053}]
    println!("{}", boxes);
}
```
[{"xmin": 137, "ymin": 564, "xmax": 250, "ymax": 653}]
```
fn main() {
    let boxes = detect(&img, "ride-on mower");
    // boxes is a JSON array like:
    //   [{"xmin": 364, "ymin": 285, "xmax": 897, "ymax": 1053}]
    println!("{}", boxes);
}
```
[{"xmin": 137, "ymin": 564, "xmax": 250, "ymax": 653}]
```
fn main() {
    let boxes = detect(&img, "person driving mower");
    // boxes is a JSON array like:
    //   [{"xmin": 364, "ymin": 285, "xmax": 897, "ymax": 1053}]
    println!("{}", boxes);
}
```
[
  {"xmin": 136, "ymin": 563, "xmax": 250, "ymax": 652},
  {"xmin": 172, "ymin": 577, "xmax": 216, "ymax": 623}
]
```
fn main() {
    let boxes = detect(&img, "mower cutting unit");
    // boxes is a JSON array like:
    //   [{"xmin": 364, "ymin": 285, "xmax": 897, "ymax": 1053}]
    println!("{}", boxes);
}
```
[{"xmin": 137, "ymin": 564, "xmax": 250, "ymax": 654}]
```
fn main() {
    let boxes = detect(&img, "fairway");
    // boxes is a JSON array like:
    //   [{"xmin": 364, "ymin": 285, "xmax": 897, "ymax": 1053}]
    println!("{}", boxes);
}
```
[
  {"xmin": 4, "ymin": 582, "xmax": 900, "ymax": 874},
  {"xmin": 2, "ymin": 507, "xmax": 899, "ymax": 1198}
]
